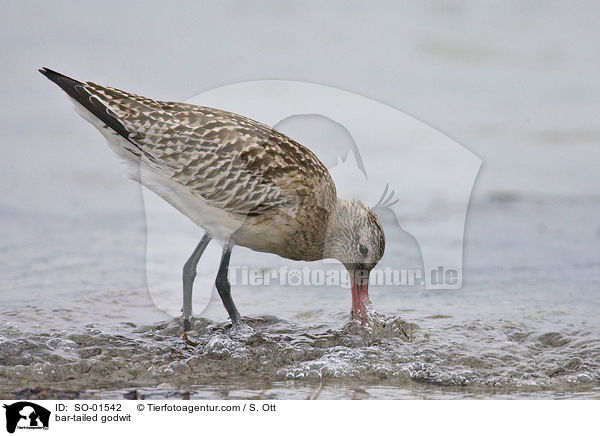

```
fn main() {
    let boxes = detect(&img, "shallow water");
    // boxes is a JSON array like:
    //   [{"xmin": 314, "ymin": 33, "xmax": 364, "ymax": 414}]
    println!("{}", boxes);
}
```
[
  {"xmin": 1, "ymin": 305, "xmax": 599, "ymax": 399},
  {"xmin": 1, "ymin": 200, "xmax": 599, "ymax": 399}
]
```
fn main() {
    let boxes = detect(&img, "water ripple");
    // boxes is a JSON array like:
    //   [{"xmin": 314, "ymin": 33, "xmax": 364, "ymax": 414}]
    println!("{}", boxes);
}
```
[{"xmin": 1, "ymin": 312, "xmax": 598, "ymax": 398}]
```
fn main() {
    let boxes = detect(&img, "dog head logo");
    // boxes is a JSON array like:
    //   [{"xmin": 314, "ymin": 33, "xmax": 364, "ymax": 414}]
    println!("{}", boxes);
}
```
[{"xmin": 3, "ymin": 402, "xmax": 50, "ymax": 433}]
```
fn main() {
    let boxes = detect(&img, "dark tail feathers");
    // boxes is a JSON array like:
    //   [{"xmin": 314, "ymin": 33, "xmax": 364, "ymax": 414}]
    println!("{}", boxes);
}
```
[{"xmin": 39, "ymin": 67, "xmax": 133, "ymax": 144}]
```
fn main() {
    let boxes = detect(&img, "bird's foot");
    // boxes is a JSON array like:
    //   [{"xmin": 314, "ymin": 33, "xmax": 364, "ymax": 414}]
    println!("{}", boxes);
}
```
[
  {"xmin": 228, "ymin": 319, "xmax": 255, "ymax": 337},
  {"xmin": 182, "ymin": 317, "xmax": 199, "ymax": 346},
  {"xmin": 182, "ymin": 331, "xmax": 199, "ymax": 346}
]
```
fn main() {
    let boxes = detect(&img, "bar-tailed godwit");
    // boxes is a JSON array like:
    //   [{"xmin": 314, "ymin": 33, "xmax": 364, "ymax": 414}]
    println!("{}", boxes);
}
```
[{"xmin": 40, "ymin": 68, "xmax": 385, "ymax": 329}]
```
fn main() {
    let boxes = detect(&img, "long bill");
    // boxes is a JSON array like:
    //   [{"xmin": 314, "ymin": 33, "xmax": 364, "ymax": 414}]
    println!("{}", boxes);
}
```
[{"xmin": 350, "ymin": 270, "xmax": 371, "ymax": 325}]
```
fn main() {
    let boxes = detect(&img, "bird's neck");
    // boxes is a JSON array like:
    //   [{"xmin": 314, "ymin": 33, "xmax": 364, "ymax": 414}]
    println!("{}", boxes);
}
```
[{"xmin": 321, "ymin": 198, "xmax": 351, "ymax": 261}]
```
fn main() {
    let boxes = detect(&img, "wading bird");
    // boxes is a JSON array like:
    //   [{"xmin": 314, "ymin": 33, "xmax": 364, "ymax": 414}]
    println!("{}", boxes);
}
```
[{"xmin": 40, "ymin": 68, "xmax": 385, "ymax": 329}]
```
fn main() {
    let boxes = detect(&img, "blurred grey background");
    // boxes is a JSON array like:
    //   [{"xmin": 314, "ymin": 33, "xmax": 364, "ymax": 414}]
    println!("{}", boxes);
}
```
[{"xmin": 3, "ymin": 0, "xmax": 599, "ymax": 216}]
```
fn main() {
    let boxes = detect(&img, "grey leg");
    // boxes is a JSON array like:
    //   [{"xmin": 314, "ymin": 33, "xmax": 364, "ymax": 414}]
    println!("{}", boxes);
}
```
[
  {"xmin": 215, "ymin": 241, "xmax": 241, "ymax": 326},
  {"xmin": 182, "ymin": 233, "xmax": 212, "ymax": 331}
]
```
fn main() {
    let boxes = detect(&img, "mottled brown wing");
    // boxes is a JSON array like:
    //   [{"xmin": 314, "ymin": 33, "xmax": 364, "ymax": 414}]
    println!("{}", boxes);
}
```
[{"xmin": 82, "ymin": 82, "xmax": 334, "ymax": 217}]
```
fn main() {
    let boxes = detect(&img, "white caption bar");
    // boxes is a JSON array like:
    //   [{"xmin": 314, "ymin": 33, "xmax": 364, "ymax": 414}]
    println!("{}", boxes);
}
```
[{"xmin": 1, "ymin": 400, "xmax": 595, "ymax": 436}]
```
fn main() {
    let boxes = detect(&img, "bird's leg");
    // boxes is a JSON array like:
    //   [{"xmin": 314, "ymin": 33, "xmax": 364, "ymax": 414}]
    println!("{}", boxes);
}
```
[
  {"xmin": 182, "ymin": 233, "xmax": 212, "ymax": 331},
  {"xmin": 215, "ymin": 241, "xmax": 241, "ymax": 327}
]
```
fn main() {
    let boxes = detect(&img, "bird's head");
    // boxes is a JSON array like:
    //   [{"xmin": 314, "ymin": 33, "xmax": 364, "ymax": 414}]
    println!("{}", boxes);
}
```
[{"xmin": 324, "ymin": 199, "xmax": 386, "ymax": 324}]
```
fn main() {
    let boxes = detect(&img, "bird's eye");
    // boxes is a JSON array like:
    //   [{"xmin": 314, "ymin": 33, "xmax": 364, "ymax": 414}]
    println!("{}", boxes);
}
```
[{"xmin": 359, "ymin": 244, "xmax": 368, "ymax": 256}]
